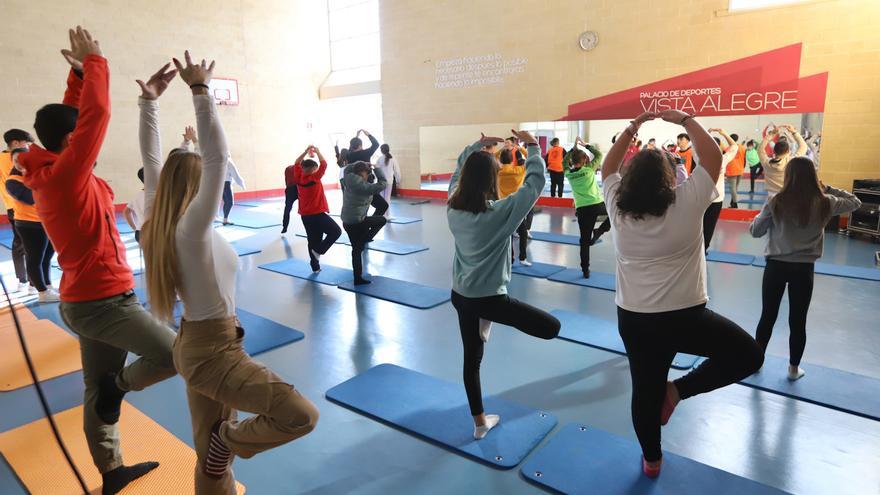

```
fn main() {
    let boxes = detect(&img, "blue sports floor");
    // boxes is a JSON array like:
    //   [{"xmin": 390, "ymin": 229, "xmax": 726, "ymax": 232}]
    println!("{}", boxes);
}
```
[{"xmin": 1, "ymin": 190, "xmax": 879, "ymax": 494}]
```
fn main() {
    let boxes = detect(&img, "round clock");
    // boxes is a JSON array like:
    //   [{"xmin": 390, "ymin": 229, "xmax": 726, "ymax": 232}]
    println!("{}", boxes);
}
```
[{"xmin": 578, "ymin": 31, "xmax": 599, "ymax": 51}]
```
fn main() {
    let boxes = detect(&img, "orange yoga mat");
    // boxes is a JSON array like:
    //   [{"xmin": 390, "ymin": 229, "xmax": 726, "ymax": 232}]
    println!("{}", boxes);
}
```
[
  {"xmin": 0, "ymin": 402, "xmax": 246, "ymax": 494},
  {"xmin": 0, "ymin": 305, "xmax": 37, "ymax": 325},
  {"xmin": 0, "ymin": 319, "xmax": 82, "ymax": 391}
]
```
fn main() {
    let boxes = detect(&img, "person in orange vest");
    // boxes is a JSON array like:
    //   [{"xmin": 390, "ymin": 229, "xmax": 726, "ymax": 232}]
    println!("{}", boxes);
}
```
[
  {"xmin": 5, "ymin": 148, "xmax": 59, "ymax": 302},
  {"xmin": 724, "ymin": 133, "xmax": 747, "ymax": 208},
  {"xmin": 545, "ymin": 137, "xmax": 566, "ymax": 197},
  {"xmin": 1, "ymin": 129, "xmax": 32, "ymax": 292},
  {"xmin": 676, "ymin": 133, "xmax": 695, "ymax": 174}
]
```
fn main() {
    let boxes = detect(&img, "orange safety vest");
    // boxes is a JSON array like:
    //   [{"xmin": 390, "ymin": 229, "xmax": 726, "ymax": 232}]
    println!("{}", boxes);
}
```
[
  {"xmin": 5, "ymin": 174, "xmax": 40, "ymax": 222},
  {"xmin": 547, "ymin": 146, "xmax": 564, "ymax": 172}
]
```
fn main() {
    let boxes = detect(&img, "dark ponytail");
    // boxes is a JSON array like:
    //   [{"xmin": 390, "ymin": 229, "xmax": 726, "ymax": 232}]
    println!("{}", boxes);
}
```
[{"xmin": 380, "ymin": 143, "xmax": 393, "ymax": 163}]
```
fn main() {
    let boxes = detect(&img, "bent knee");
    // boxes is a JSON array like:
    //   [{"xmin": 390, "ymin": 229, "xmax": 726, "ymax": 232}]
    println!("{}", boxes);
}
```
[{"xmin": 279, "ymin": 394, "xmax": 320, "ymax": 434}]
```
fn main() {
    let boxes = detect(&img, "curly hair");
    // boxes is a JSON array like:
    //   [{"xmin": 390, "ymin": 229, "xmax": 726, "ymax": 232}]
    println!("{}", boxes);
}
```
[{"xmin": 615, "ymin": 149, "xmax": 676, "ymax": 220}]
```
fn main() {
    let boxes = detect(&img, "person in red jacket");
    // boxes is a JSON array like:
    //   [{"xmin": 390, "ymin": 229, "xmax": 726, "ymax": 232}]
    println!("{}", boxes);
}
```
[
  {"xmin": 292, "ymin": 145, "xmax": 341, "ymax": 272},
  {"xmin": 18, "ymin": 27, "xmax": 176, "ymax": 495}
]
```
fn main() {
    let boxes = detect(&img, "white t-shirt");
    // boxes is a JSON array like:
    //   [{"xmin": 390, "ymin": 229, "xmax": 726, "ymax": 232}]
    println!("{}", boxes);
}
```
[
  {"xmin": 126, "ymin": 190, "xmax": 146, "ymax": 230},
  {"xmin": 604, "ymin": 166, "xmax": 719, "ymax": 313}
]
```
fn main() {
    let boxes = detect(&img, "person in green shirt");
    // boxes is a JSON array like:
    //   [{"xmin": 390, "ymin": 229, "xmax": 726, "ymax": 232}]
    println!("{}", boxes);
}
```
[
  {"xmin": 746, "ymin": 139, "xmax": 762, "ymax": 193},
  {"xmin": 565, "ymin": 137, "xmax": 608, "ymax": 278}
]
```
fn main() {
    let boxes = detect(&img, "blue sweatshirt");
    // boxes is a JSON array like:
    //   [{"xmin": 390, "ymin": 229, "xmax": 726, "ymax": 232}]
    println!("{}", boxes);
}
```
[{"xmin": 447, "ymin": 141, "xmax": 545, "ymax": 298}]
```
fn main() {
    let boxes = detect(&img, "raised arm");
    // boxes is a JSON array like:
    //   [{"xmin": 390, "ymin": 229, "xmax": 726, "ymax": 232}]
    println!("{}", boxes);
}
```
[
  {"xmin": 749, "ymin": 203, "xmax": 773, "ymax": 238},
  {"xmin": 363, "ymin": 131, "xmax": 380, "ymax": 156},
  {"xmin": 784, "ymin": 125, "xmax": 809, "ymax": 157},
  {"xmin": 448, "ymin": 134, "xmax": 503, "ymax": 194},
  {"xmin": 602, "ymin": 112, "xmax": 655, "ymax": 178},
  {"xmin": 759, "ymin": 129, "xmax": 773, "ymax": 167},
  {"xmin": 174, "ymin": 52, "xmax": 226, "ymax": 237},
  {"xmin": 825, "ymin": 185, "xmax": 862, "ymax": 215},
  {"xmin": 137, "ymin": 63, "xmax": 178, "ymax": 219},
  {"xmin": 227, "ymin": 157, "xmax": 245, "ymax": 188},
  {"xmin": 294, "ymin": 146, "xmax": 310, "ymax": 166},
  {"xmin": 313, "ymin": 147, "xmax": 329, "ymax": 180}
]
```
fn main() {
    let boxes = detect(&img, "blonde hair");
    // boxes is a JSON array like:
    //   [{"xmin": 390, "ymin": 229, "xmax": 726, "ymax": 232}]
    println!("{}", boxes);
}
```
[{"xmin": 141, "ymin": 151, "xmax": 202, "ymax": 322}]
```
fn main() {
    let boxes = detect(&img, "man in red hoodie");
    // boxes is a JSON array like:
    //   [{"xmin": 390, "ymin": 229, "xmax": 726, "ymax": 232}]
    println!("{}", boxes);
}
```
[{"xmin": 19, "ymin": 27, "xmax": 176, "ymax": 495}]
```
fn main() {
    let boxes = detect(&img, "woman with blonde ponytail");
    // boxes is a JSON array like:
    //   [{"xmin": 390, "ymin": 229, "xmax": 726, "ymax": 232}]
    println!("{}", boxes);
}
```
[{"xmin": 138, "ymin": 54, "xmax": 319, "ymax": 495}]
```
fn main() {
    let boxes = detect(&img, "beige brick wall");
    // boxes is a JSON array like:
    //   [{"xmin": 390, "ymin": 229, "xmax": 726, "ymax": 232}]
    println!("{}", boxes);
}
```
[
  {"xmin": 381, "ymin": 0, "xmax": 880, "ymax": 189},
  {"xmin": 0, "ymin": 0, "xmax": 330, "ymax": 207}
]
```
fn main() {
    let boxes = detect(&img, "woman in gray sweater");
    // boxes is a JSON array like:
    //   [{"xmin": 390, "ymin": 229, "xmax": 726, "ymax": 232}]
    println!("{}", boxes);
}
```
[
  {"xmin": 341, "ymin": 161, "xmax": 388, "ymax": 284},
  {"xmin": 750, "ymin": 157, "xmax": 861, "ymax": 380}
]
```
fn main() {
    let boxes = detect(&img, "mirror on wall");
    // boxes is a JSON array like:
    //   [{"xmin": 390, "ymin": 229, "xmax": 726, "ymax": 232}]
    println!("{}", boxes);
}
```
[{"xmin": 420, "ymin": 113, "xmax": 823, "ymax": 210}]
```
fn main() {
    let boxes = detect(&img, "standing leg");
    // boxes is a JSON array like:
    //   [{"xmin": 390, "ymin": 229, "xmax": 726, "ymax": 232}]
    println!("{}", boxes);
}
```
[
  {"xmin": 301, "ymin": 215, "xmax": 323, "ymax": 272},
  {"xmin": 281, "ymin": 186, "xmax": 297, "ymax": 233},
  {"xmin": 371, "ymin": 193, "xmax": 389, "ymax": 217},
  {"xmin": 517, "ymin": 210, "xmax": 532, "ymax": 262},
  {"xmin": 734, "ymin": 175, "xmax": 741, "ymax": 204},
  {"xmin": 786, "ymin": 262, "xmax": 814, "ymax": 368},
  {"xmin": 344, "ymin": 223, "xmax": 367, "ymax": 284},
  {"xmin": 450, "ymin": 291, "xmax": 486, "ymax": 417},
  {"xmin": 749, "ymin": 167, "xmax": 757, "ymax": 193},
  {"xmin": 725, "ymin": 176, "xmax": 738, "ymax": 208},
  {"xmin": 755, "ymin": 260, "xmax": 788, "ymax": 353},
  {"xmin": 41, "ymin": 228, "xmax": 55, "ymax": 288},
  {"xmin": 7, "ymin": 209, "xmax": 27, "ymax": 285},
  {"xmin": 222, "ymin": 181, "xmax": 233, "ymax": 223},
  {"xmin": 702, "ymin": 202, "xmax": 722, "ymax": 252},
  {"xmin": 16, "ymin": 221, "xmax": 49, "ymax": 292}
]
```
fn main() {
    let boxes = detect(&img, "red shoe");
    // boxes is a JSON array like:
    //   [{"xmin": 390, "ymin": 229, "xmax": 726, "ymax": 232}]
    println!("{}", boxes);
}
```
[
  {"xmin": 642, "ymin": 456, "xmax": 662, "ymax": 478},
  {"xmin": 661, "ymin": 382, "xmax": 678, "ymax": 426}
]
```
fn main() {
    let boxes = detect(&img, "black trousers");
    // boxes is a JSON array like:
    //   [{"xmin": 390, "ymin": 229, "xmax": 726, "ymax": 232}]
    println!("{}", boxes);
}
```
[
  {"xmin": 222, "ymin": 181, "xmax": 234, "ymax": 219},
  {"xmin": 451, "ymin": 290, "xmax": 560, "ymax": 416},
  {"xmin": 575, "ymin": 203, "xmax": 611, "ymax": 273},
  {"xmin": 15, "ymin": 220, "xmax": 55, "ymax": 292},
  {"xmin": 618, "ymin": 304, "xmax": 763, "ymax": 462},
  {"xmin": 702, "ymin": 202, "xmax": 723, "ymax": 251},
  {"xmin": 302, "ymin": 213, "xmax": 341, "ymax": 268},
  {"xmin": 511, "ymin": 210, "xmax": 534, "ymax": 262},
  {"xmin": 7, "ymin": 209, "xmax": 27, "ymax": 283},
  {"xmin": 281, "ymin": 186, "xmax": 299, "ymax": 230},
  {"xmin": 371, "ymin": 193, "xmax": 389, "ymax": 217},
  {"xmin": 549, "ymin": 171, "xmax": 565, "ymax": 198},
  {"xmin": 343, "ymin": 216, "xmax": 387, "ymax": 280},
  {"xmin": 749, "ymin": 165, "xmax": 764, "ymax": 192},
  {"xmin": 755, "ymin": 259, "xmax": 814, "ymax": 366}
]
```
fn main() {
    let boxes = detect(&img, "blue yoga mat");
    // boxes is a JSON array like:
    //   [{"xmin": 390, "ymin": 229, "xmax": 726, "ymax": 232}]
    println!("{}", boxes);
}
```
[
  {"xmin": 521, "ymin": 424, "xmax": 789, "ymax": 495},
  {"xmin": 738, "ymin": 189, "xmax": 768, "ymax": 196},
  {"xmin": 259, "ymin": 258, "xmax": 354, "ymax": 286},
  {"xmin": 116, "ymin": 222, "xmax": 135, "ymax": 234},
  {"xmin": 529, "ymin": 231, "xmax": 580, "ymax": 246},
  {"xmin": 388, "ymin": 216, "xmax": 421, "ymax": 224},
  {"xmin": 738, "ymin": 198, "xmax": 766, "ymax": 206},
  {"xmin": 512, "ymin": 262, "xmax": 567, "ymax": 278},
  {"xmin": 0, "ymin": 237, "xmax": 12, "ymax": 249},
  {"xmin": 222, "ymin": 210, "xmax": 281, "ymax": 229},
  {"xmin": 0, "ymin": 454, "xmax": 27, "ymax": 494},
  {"xmin": 753, "ymin": 258, "xmax": 880, "ymax": 281},
  {"xmin": 338, "ymin": 276, "xmax": 449, "ymax": 309},
  {"xmin": 552, "ymin": 310, "xmax": 699, "ymax": 370},
  {"xmin": 230, "ymin": 239, "xmax": 263, "ymax": 256},
  {"xmin": 706, "ymin": 251, "xmax": 757, "ymax": 265},
  {"xmin": 738, "ymin": 354, "xmax": 880, "ymax": 421},
  {"xmin": 0, "ymin": 372, "xmax": 84, "ymax": 433},
  {"xmin": 548, "ymin": 269, "xmax": 616, "ymax": 291},
  {"xmin": 236, "ymin": 309, "xmax": 304, "ymax": 355},
  {"xmin": 326, "ymin": 364, "xmax": 557, "ymax": 468}
]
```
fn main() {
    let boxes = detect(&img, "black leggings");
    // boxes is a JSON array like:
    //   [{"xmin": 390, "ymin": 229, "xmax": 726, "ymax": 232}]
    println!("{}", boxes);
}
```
[
  {"xmin": 575, "ymin": 203, "xmax": 611, "ymax": 273},
  {"xmin": 343, "ymin": 216, "xmax": 387, "ymax": 280},
  {"xmin": 7, "ymin": 209, "xmax": 27, "ymax": 284},
  {"xmin": 15, "ymin": 220, "xmax": 55, "ymax": 292},
  {"xmin": 451, "ymin": 290, "xmax": 560, "ymax": 416},
  {"xmin": 512, "ymin": 210, "xmax": 534, "ymax": 262},
  {"xmin": 281, "ymin": 185, "xmax": 299, "ymax": 230},
  {"xmin": 618, "ymin": 304, "xmax": 763, "ymax": 462},
  {"xmin": 755, "ymin": 259, "xmax": 814, "ymax": 366},
  {"xmin": 222, "ymin": 180, "xmax": 234, "ymax": 219},
  {"xmin": 749, "ymin": 165, "xmax": 764, "ymax": 192},
  {"xmin": 371, "ymin": 193, "xmax": 389, "ymax": 217},
  {"xmin": 702, "ymin": 202, "xmax": 723, "ymax": 251},
  {"xmin": 302, "ymin": 213, "xmax": 341, "ymax": 267},
  {"xmin": 549, "ymin": 171, "xmax": 565, "ymax": 198}
]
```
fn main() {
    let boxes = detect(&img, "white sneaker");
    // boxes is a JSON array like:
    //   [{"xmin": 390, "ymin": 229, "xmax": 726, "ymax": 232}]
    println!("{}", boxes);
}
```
[
  {"xmin": 479, "ymin": 319, "xmax": 492, "ymax": 343},
  {"xmin": 38, "ymin": 290, "xmax": 60, "ymax": 303},
  {"xmin": 16, "ymin": 281, "xmax": 29, "ymax": 293},
  {"xmin": 519, "ymin": 259, "xmax": 532, "ymax": 267},
  {"xmin": 473, "ymin": 414, "xmax": 500, "ymax": 440},
  {"xmin": 28, "ymin": 285, "xmax": 38, "ymax": 295},
  {"xmin": 787, "ymin": 366, "xmax": 805, "ymax": 381},
  {"xmin": 526, "ymin": 231, "xmax": 533, "ymax": 239}
]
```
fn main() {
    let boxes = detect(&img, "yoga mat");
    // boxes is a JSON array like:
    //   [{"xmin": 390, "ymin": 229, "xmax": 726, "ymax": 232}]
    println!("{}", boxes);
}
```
[
  {"xmin": 221, "ymin": 209, "xmax": 281, "ymax": 229},
  {"xmin": 231, "ymin": 240, "xmax": 263, "ymax": 257},
  {"xmin": 521, "ymin": 423, "xmax": 789, "ymax": 495},
  {"xmin": 409, "ymin": 200, "xmax": 431, "ymax": 205},
  {"xmin": 0, "ymin": 306, "xmax": 36, "ymax": 325},
  {"xmin": 0, "ymin": 372, "xmax": 84, "ymax": 433},
  {"xmin": 0, "ymin": 238, "xmax": 12, "ymax": 250},
  {"xmin": 552, "ymin": 310, "xmax": 699, "ymax": 371},
  {"xmin": 738, "ymin": 354, "xmax": 880, "ymax": 421},
  {"xmin": 388, "ymin": 216, "xmax": 421, "ymax": 224},
  {"xmin": 0, "ymin": 402, "xmax": 245, "ymax": 494},
  {"xmin": 738, "ymin": 198, "xmax": 766, "ymax": 206},
  {"xmin": 511, "ymin": 262, "xmax": 567, "ymax": 278},
  {"xmin": 338, "ymin": 276, "xmax": 449, "ymax": 309},
  {"xmin": 738, "ymin": 190, "xmax": 769, "ymax": 196},
  {"xmin": 0, "ymin": 320, "xmax": 82, "ymax": 391},
  {"xmin": 752, "ymin": 258, "xmax": 880, "ymax": 281},
  {"xmin": 295, "ymin": 233, "xmax": 428, "ymax": 255},
  {"xmin": 529, "ymin": 231, "xmax": 580, "ymax": 246},
  {"xmin": 259, "ymin": 258, "xmax": 354, "ymax": 286},
  {"xmin": 706, "ymin": 250, "xmax": 757, "ymax": 265},
  {"xmin": 116, "ymin": 221, "xmax": 135, "ymax": 234},
  {"xmin": 0, "ymin": 454, "xmax": 26, "ymax": 494},
  {"xmin": 548, "ymin": 269, "xmax": 617, "ymax": 291},
  {"xmin": 326, "ymin": 364, "xmax": 557, "ymax": 468},
  {"xmin": 236, "ymin": 309, "xmax": 305, "ymax": 355}
]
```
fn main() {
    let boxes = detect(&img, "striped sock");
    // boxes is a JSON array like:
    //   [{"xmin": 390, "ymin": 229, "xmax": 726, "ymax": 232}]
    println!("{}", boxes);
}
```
[{"xmin": 203, "ymin": 421, "xmax": 233, "ymax": 479}]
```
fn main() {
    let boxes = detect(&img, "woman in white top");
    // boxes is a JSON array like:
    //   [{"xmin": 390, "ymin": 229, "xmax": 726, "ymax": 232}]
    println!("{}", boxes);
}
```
[
  {"xmin": 602, "ymin": 109, "xmax": 763, "ymax": 478},
  {"xmin": 375, "ymin": 143, "xmax": 401, "ymax": 213},
  {"xmin": 702, "ymin": 129, "xmax": 739, "ymax": 251},
  {"xmin": 138, "ymin": 56, "xmax": 318, "ymax": 494}
]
